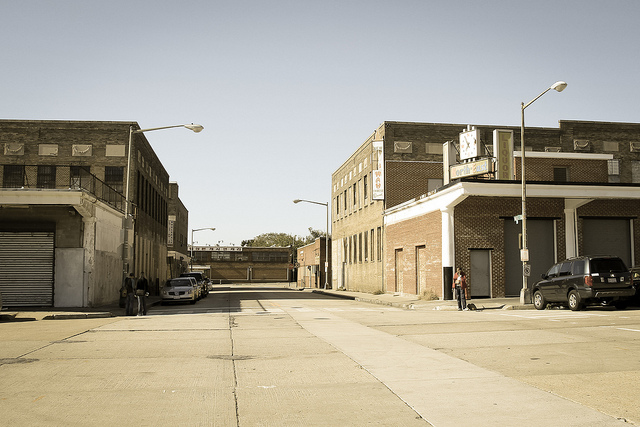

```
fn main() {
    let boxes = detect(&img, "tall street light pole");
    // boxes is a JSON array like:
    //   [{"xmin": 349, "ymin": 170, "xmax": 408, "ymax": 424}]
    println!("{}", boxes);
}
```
[
  {"xmin": 520, "ymin": 81, "xmax": 567, "ymax": 304},
  {"xmin": 122, "ymin": 123, "xmax": 204, "ymax": 278},
  {"xmin": 293, "ymin": 199, "xmax": 330, "ymax": 290},
  {"xmin": 191, "ymin": 227, "xmax": 216, "ymax": 271}
]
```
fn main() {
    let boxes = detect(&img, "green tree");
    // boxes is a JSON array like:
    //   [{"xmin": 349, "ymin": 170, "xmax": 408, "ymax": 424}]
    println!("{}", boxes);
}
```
[
  {"xmin": 242, "ymin": 228, "xmax": 328, "ymax": 250},
  {"xmin": 242, "ymin": 232, "xmax": 298, "ymax": 248}
]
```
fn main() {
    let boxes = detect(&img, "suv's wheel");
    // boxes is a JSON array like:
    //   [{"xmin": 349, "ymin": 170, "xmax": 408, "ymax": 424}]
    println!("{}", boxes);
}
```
[
  {"xmin": 568, "ymin": 290, "xmax": 583, "ymax": 311},
  {"xmin": 613, "ymin": 301, "xmax": 628, "ymax": 310},
  {"xmin": 533, "ymin": 290, "xmax": 547, "ymax": 310}
]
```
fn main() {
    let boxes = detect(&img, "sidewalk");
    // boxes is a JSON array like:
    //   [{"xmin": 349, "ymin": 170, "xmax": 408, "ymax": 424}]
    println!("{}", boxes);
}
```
[
  {"xmin": 308, "ymin": 288, "xmax": 533, "ymax": 311},
  {"xmin": 0, "ymin": 296, "xmax": 163, "ymax": 322}
]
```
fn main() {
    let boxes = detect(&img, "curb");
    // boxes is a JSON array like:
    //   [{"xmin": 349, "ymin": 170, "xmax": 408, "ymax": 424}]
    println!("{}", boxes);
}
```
[
  {"xmin": 42, "ymin": 312, "xmax": 114, "ymax": 320},
  {"xmin": 311, "ymin": 290, "xmax": 356, "ymax": 300},
  {"xmin": 310, "ymin": 289, "xmax": 535, "ymax": 311}
]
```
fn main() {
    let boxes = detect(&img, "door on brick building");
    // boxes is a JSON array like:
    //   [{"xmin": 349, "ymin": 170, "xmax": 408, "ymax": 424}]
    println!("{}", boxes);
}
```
[
  {"xmin": 582, "ymin": 219, "xmax": 631, "ymax": 268},
  {"xmin": 469, "ymin": 249, "xmax": 491, "ymax": 297},
  {"xmin": 504, "ymin": 219, "xmax": 555, "ymax": 297},
  {"xmin": 416, "ymin": 246, "xmax": 427, "ymax": 296},
  {"xmin": 395, "ymin": 249, "xmax": 403, "ymax": 293}
]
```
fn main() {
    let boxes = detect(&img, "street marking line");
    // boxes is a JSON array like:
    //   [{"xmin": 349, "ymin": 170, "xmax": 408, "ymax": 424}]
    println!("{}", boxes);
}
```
[
  {"xmin": 498, "ymin": 312, "xmax": 608, "ymax": 320},
  {"xmin": 617, "ymin": 328, "xmax": 640, "ymax": 332}
]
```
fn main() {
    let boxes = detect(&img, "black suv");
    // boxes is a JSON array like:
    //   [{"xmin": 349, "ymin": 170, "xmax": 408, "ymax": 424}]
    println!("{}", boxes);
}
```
[{"xmin": 533, "ymin": 255, "xmax": 635, "ymax": 311}]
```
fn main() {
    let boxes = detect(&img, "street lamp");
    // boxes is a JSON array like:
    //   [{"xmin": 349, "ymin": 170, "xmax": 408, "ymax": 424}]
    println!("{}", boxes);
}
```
[
  {"xmin": 520, "ymin": 81, "xmax": 566, "ymax": 304},
  {"xmin": 293, "ymin": 199, "xmax": 330, "ymax": 290},
  {"xmin": 122, "ymin": 123, "xmax": 204, "ymax": 277},
  {"xmin": 191, "ymin": 227, "xmax": 216, "ymax": 271}
]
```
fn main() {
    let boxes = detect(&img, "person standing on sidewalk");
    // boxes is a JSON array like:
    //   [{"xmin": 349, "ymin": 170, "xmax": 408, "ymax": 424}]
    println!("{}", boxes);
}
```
[
  {"xmin": 136, "ymin": 272, "xmax": 149, "ymax": 316},
  {"xmin": 452, "ymin": 268, "xmax": 468, "ymax": 311},
  {"xmin": 124, "ymin": 273, "xmax": 136, "ymax": 316}
]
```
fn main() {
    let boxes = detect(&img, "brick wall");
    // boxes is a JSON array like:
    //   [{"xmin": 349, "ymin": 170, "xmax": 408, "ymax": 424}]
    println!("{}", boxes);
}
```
[
  {"xmin": 385, "ymin": 161, "xmax": 443, "ymax": 208},
  {"xmin": 454, "ymin": 196, "xmax": 565, "ymax": 297},
  {"xmin": 385, "ymin": 211, "xmax": 442, "ymax": 297},
  {"xmin": 515, "ymin": 157, "xmax": 609, "ymax": 182}
]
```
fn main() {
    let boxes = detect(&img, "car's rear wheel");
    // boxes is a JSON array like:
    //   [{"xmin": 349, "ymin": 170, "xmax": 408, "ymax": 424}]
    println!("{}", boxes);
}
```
[
  {"xmin": 568, "ymin": 290, "xmax": 582, "ymax": 311},
  {"xmin": 533, "ymin": 290, "xmax": 547, "ymax": 310}
]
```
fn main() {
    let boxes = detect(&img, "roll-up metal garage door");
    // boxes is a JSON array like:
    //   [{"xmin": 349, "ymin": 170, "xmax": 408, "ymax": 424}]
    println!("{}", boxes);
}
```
[
  {"xmin": 0, "ymin": 231, "xmax": 54, "ymax": 307},
  {"xmin": 504, "ymin": 219, "xmax": 555, "ymax": 297},
  {"xmin": 582, "ymin": 219, "xmax": 631, "ymax": 268}
]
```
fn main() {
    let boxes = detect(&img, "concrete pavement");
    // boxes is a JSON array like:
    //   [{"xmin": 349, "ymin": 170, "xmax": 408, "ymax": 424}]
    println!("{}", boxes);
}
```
[
  {"xmin": 2, "ymin": 284, "xmax": 635, "ymax": 426},
  {"xmin": 0, "ymin": 284, "xmax": 532, "ymax": 322},
  {"xmin": 283, "ymin": 302, "xmax": 628, "ymax": 427}
]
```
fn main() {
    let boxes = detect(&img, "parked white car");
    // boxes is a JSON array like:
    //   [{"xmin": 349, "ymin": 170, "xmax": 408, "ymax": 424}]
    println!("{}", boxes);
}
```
[{"xmin": 161, "ymin": 278, "xmax": 197, "ymax": 305}]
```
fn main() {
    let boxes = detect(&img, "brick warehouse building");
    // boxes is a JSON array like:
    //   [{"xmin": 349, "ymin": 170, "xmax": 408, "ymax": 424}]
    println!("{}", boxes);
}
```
[
  {"xmin": 333, "ymin": 120, "xmax": 640, "ymax": 297},
  {"xmin": 167, "ymin": 182, "xmax": 190, "ymax": 279},
  {"xmin": 296, "ymin": 237, "xmax": 331, "ymax": 288},
  {"xmin": 190, "ymin": 245, "xmax": 294, "ymax": 283},
  {"xmin": 0, "ymin": 120, "xmax": 175, "ymax": 307}
]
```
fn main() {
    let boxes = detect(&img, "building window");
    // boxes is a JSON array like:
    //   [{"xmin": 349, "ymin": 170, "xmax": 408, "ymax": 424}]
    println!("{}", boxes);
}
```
[
  {"xmin": 377, "ymin": 227, "xmax": 382, "ymax": 262},
  {"xmin": 343, "ymin": 239, "xmax": 348, "ymax": 264},
  {"xmin": 353, "ymin": 234, "xmax": 357, "ymax": 263},
  {"xmin": 252, "ymin": 251, "xmax": 289, "ymax": 263},
  {"xmin": 353, "ymin": 183, "xmax": 357, "ymax": 207},
  {"xmin": 363, "ymin": 175, "xmax": 368, "ymax": 200},
  {"xmin": 3, "ymin": 165, "xmax": 24, "ymax": 188},
  {"xmin": 349, "ymin": 236, "xmax": 353, "ymax": 264},
  {"xmin": 37, "ymin": 165, "xmax": 56, "ymax": 189},
  {"xmin": 370, "ymin": 229, "xmax": 375, "ymax": 262},
  {"xmin": 105, "ymin": 166, "xmax": 124, "ymax": 193},
  {"xmin": 364, "ymin": 231, "xmax": 369, "ymax": 261},
  {"xmin": 553, "ymin": 167, "xmax": 569, "ymax": 182},
  {"xmin": 211, "ymin": 251, "xmax": 232, "ymax": 261},
  {"xmin": 428, "ymin": 178, "xmax": 443, "ymax": 193},
  {"xmin": 359, "ymin": 233, "xmax": 363, "ymax": 262},
  {"xmin": 70, "ymin": 166, "xmax": 90, "ymax": 189},
  {"xmin": 343, "ymin": 190, "xmax": 347, "ymax": 212}
]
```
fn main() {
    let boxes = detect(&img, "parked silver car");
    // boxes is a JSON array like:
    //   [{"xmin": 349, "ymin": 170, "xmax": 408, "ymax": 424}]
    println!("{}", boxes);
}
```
[
  {"xmin": 180, "ymin": 272, "xmax": 208, "ymax": 298},
  {"xmin": 161, "ymin": 278, "xmax": 197, "ymax": 304}
]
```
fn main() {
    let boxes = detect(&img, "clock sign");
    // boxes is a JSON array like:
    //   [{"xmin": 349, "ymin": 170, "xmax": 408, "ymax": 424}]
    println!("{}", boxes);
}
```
[{"xmin": 459, "ymin": 129, "xmax": 480, "ymax": 160}]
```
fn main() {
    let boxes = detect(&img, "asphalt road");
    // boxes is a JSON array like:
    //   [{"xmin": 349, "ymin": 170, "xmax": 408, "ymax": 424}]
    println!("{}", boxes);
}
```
[{"xmin": 1, "ymin": 284, "xmax": 639, "ymax": 426}]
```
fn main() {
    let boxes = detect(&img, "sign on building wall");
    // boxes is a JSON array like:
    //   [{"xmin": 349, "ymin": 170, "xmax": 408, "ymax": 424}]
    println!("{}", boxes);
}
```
[
  {"xmin": 450, "ymin": 158, "xmax": 493, "ymax": 179},
  {"xmin": 459, "ymin": 128, "xmax": 480, "ymax": 160},
  {"xmin": 493, "ymin": 129, "xmax": 514, "ymax": 180},
  {"xmin": 372, "ymin": 140, "xmax": 384, "ymax": 200},
  {"xmin": 167, "ymin": 215, "xmax": 176, "ymax": 246},
  {"xmin": 199, "ymin": 246, "xmax": 243, "ymax": 251}
]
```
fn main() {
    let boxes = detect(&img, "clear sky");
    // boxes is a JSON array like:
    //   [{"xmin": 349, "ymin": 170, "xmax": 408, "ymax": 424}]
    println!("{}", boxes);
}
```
[{"xmin": 2, "ymin": 0, "xmax": 639, "ymax": 246}]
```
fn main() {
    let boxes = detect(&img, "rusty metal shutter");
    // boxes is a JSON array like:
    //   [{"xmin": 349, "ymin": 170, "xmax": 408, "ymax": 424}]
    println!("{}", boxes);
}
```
[{"xmin": 0, "ymin": 231, "xmax": 54, "ymax": 307}]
